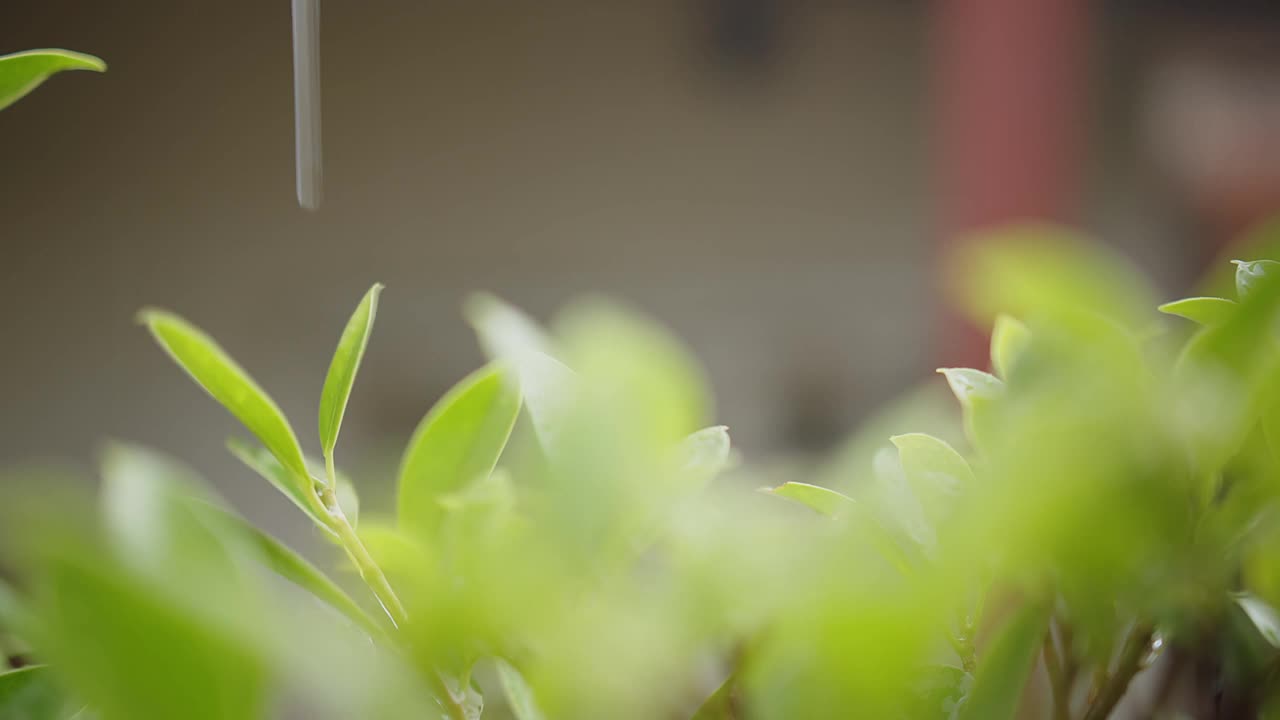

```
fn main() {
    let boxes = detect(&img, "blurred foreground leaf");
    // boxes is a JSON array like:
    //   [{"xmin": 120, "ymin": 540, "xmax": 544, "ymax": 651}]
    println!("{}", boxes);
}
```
[
  {"xmin": 956, "ymin": 604, "xmax": 1048, "ymax": 720},
  {"xmin": 0, "ymin": 665, "xmax": 76, "ymax": 720}
]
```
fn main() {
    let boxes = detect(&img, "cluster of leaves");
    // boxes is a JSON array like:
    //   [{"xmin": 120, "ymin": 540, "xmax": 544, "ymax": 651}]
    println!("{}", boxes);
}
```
[
  {"xmin": 5, "ymin": 50, "xmax": 1280, "ymax": 718},
  {"xmin": 4, "ymin": 230, "xmax": 1280, "ymax": 719}
]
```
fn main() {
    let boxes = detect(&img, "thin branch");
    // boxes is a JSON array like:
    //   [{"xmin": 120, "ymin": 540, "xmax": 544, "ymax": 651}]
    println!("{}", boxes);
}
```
[
  {"xmin": 1083, "ymin": 624, "xmax": 1153, "ymax": 720},
  {"xmin": 1044, "ymin": 627, "xmax": 1070, "ymax": 720}
]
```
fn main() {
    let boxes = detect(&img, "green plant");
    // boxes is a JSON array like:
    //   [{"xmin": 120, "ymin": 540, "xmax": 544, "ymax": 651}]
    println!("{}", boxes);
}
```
[{"xmin": 4, "ymin": 226, "xmax": 1280, "ymax": 719}]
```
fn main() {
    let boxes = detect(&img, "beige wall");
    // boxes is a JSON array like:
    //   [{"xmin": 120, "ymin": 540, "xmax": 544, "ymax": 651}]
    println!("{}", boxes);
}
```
[{"xmin": 1, "ymin": 1, "xmax": 1180, "ymax": 541}]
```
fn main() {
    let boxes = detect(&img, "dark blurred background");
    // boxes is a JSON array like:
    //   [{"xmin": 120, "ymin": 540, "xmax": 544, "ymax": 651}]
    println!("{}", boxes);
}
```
[{"xmin": 3, "ymin": 1, "xmax": 1280, "ymax": 533}]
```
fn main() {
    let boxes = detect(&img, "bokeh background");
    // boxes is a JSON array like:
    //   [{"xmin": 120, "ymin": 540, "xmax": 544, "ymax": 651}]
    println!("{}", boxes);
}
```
[{"xmin": 3, "ymin": 0, "xmax": 1280, "ymax": 539}]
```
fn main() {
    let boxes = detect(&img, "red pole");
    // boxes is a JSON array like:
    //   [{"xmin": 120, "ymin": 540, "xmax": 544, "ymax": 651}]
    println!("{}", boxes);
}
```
[{"xmin": 933, "ymin": 0, "xmax": 1090, "ymax": 368}]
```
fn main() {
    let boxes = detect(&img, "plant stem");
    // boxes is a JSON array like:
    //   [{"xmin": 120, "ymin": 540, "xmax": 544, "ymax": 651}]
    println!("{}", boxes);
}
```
[
  {"xmin": 315, "ymin": 477, "xmax": 466, "ymax": 720},
  {"xmin": 323, "ymin": 488, "xmax": 407, "ymax": 626},
  {"xmin": 1044, "ymin": 627, "xmax": 1070, "ymax": 720},
  {"xmin": 1083, "ymin": 624, "xmax": 1153, "ymax": 720},
  {"xmin": 1059, "ymin": 622, "xmax": 1078, "ymax": 692},
  {"xmin": 324, "ymin": 452, "xmax": 338, "ymax": 493}
]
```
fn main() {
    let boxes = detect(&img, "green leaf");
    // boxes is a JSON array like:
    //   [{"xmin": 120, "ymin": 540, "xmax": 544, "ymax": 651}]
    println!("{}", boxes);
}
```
[
  {"xmin": 910, "ymin": 665, "xmax": 972, "ymax": 719},
  {"xmin": 871, "ymin": 447, "xmax": 936, "ymax": 551},
  {"xmin": 765, "ymin": 482, "xmax": 855, "ymax": 517},
  {"xmin": 33, "ymin": 541, "xmax": 267, "ymax": 720},
  {"xmin": 0, "ymin": 666, "xmax": 76, "ymax": 720},
  {"xmin": 1237, "ymin": 592, "xmax": 1280, "ymax": 648},
  {"xmin": 1233, "ymin": 260, "xmax": 1280, "ymax": 300},
  {"xmin": 319, "ymin": 284, "xmax": 383, "ymax": 457},
  {"xmin": 1157, "ymin": 297, "xmax": 1238, "ymax": 326},
  {"xmin": 495, "ymin": 658, "xmax": 545, "ymax": 720},
  {"xmin": 466, "ymin": 294, "xmax": 574, "ymax": 448},
  {"xmin": 188, "ymin": 502, "xmax": 383, "ymax": 638},
  {"xmin": 140, "ymin": 310, "xmax": 310, "ymax": 490},
  {"xmin": 678, "ymin": 425, "xmax": 732, "ymax": 486},
  {"xmin": 890, "ymin": 433, "xmax": 973, "ymax": 524},
  {"xmin": 937, "ymin": 368, "xmax": 1004, "ymax": 452},
  {"xmin": 98, "ymin": 443, "xmax": 242, "ymax": 595},
  {"xmin": 937, "ymin": 368, "xmax": 1003, "ymax": 410},
  {"xmin": 990, "ymin": 314, "xmax": 1030, "ymax": 379},
  {"xmin": 397, "ymin": 364, "xmax": 521, "ymax": 538},
  {"xmin": 0, "ymin": 49, "xmax": 105, "ymax": 112},
  {"xmin": 0, "ymin": 579, "xmax": 32, "ymax": 644},
  {"xmin": 950, "ymin": 227, "xmax": 1155, "ymax": 332},
  {"xmin": 690, "ymin": 671, "xmax": 737, "ymax": 720},
  {"xmin": 956, "ymin": 603, "xmax": 1048, "ymax": 720},
  {"xmin": 226, "ymin": 438, "xmax": 335, "ymax": 541}
]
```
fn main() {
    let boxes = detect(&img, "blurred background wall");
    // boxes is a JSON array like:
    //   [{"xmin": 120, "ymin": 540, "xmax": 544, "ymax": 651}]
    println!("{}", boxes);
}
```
[{"xmin": 2, "ymin": 0, "xmax": 1279, "ymax": 536}]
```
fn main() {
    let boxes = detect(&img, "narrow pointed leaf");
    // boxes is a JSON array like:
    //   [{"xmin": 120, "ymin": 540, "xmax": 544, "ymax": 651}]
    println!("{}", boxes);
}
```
[
  {"xmin": 495, "ymin": 659, "xmax": 545, "ymax": 720},
  {"xmin": 956, "ymin": 603, "xmax": 1049, "ymax": 720},
  {"xmin": 319, "ymin": 284, "xmax": 383, "ymax": 456},
  {"xmin": 190, "ymin": 502, "xmax": 383, "ymax": 637},
  {"xmin": 227, "ymin": 438, "xmax": 335, "ymax": 541},
  {"xmin": 140, "ymin": 310, "xmax": 309, "ymax": 487},
  {"xmin": 990, "ymin": 314, "xmax": 1030, "ymax": 379},
  {"xmin": 1158, "ymin": 297, "xmax": 1237, "ymax": 326},
  {"xmin": 765, "ymin": 482, "xmax": 855, "ymax": 517},
  {"xmin": 0, "ymin": 49, "xmax": 105, "ymax": 112},
  {"xmin": 397, "ymin": 364, "xmax": 521, "ymax": 537}
]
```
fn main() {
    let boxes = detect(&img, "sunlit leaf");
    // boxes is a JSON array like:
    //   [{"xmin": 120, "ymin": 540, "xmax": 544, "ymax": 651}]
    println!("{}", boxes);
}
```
[
  {"xmin": 990, "ymin": 314, "xmax": 1030, "ymax": 379},
  {"xmin": 1233, "ymin": 260, "xmax": 1280, "ymax": 300},
  {"xmin": 1157, "ymin": 297, "xmax": 1237, "ymax": 326},
  {"xmin": 466, "ymin": 294, "xmax": 574, "ymax": 448},
  {"xmin": 189, "ymin": 502, "xmax": 383, "ymax": 638},
  {"xmin": 936, "ymin": 368, "xmax": 1004, "ymax": 452},
  {"xmin": 871, "ymin": 447, "xmax": 936, "ymax": 551},
  {"xmin": 0, "ymin": 49, "xmax": 104, "ymax": 112},
  {"xmin": 891, "ymin": 433, "xmax": 974, "ymax": 490},
  {"xmin": 0, "ymin": 666, "xmax": 75, "ymax": 720},
  {"xmin": 32, "ymin": 543, "xmax": 267, "ymax": 720},
  {"xmin": 765, "ymin": 482, "xmax": 855, "ymax": 517},
  {"xmin": 690, "ymin": 671, "xmax": 737, "ymax": 720},
  {"xmin": 677, "ymin": 425, "xmax": 733, "ymax": 488},
  {"xmin": 319, "ymin": 284, "xmax": 382, "ymax": 457},
  {"xmin": 950, "ymin": 226, "xmax": 1155, "ymax": 332},
  {"xmin": 956, "ymin": 603, "xmax": 1048, "ymax": 720},
  {"xmin": 1237, "ymin": 592, "xmax": 1280, "ymax": 648},
  {"xmin": 890, "ymin": 432, "xmax": 972, "ymax": 526},
  {"xmin": 397, "ymin": 364, "xmax": 521, "ymax": 538},
  {"xmin": 139, "ymin": 310, "xmax": 309, "ymax": 489},
  {"xmin": 495, "ymin": 658, "xmax": 545, "ymax": 720},
  {"xmin": 99, "ymin": 443, "xmax": 240, "ymax": 593},
  {"xmin": 227, "ymin": 438, "xmax": 335, "ymax": 541}
]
